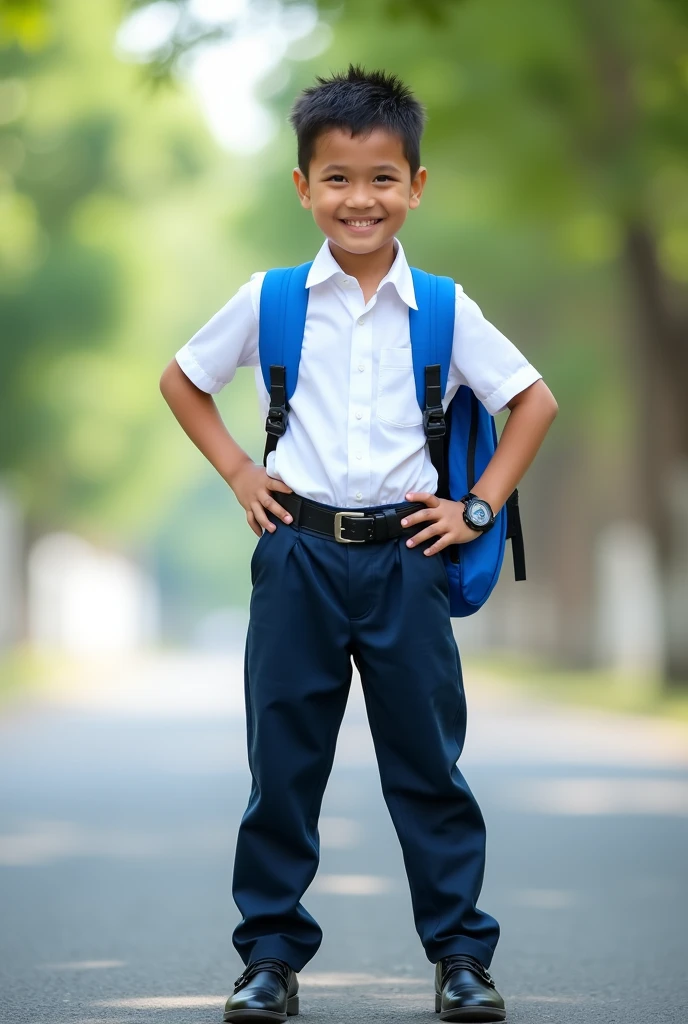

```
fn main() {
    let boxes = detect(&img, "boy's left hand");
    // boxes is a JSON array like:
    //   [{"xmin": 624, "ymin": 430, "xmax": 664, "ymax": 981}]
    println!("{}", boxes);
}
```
[{"xmin": 400, "ymin": 492, "xmax": 483, "ymax": 556}]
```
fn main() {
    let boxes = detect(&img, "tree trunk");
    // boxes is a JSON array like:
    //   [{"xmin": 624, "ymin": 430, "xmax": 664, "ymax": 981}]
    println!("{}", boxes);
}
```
[{"xmin": 623, "ymin": 222, "xmax": 688, "ymax": 685}]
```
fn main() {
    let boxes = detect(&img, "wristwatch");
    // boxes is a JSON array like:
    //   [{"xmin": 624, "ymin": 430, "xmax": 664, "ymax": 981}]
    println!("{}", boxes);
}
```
[{"xmin": 459, "ymin": 492, "xmax": 496, "ymax": 533}]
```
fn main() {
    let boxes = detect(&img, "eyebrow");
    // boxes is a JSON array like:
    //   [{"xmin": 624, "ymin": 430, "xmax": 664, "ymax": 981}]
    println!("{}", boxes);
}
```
[{"xmin": 320, "ymin": 163, "xmax": 401, "ymax": 174}]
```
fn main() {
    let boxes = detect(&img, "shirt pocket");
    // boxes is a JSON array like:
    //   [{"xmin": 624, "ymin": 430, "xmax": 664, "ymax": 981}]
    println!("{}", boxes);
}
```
[{"xmin": 376, "ymin": 347, "xmax": 423, "ymax": 428}]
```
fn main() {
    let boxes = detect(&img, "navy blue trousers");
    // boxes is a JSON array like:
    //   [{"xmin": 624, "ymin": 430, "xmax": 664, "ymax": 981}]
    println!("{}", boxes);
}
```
[{"xmin": 231, "ymin": 500, "xmax": 500, "ymax": 972}]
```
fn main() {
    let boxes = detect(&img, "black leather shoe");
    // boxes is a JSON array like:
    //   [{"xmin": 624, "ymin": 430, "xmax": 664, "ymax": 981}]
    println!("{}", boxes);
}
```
[
  {"xmin": 224, "ymin": 957, "xmax": 299, "ymax": 1022},
  {"xmin": 434, "ymin": 954, "xmax": 506, "ymax": 1022}
]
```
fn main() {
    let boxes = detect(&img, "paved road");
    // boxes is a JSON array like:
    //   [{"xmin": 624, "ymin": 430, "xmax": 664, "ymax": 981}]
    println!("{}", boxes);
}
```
[{"xmin": 0, "ymin": 651, "xmax": 687, "ymax": 1023}]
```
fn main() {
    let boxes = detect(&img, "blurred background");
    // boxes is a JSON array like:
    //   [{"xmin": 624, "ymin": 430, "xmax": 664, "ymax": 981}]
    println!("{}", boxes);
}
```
[
  {"xmin": 0, "ymin": 3, "xmax": 687, "ymax": 1022},
  {"xmin": 1, "ymin": 0, "xmax": 687, "ymax": 709}
]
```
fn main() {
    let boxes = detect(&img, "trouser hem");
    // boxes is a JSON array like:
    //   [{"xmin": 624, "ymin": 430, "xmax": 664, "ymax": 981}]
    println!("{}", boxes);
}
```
[
  {"xmin": 243, "ymin": 938, "xmax": 315, "ymax": 974},
  {"xmin": 428, "ymin": 937, "xmax": 497, "ymax": 970}
]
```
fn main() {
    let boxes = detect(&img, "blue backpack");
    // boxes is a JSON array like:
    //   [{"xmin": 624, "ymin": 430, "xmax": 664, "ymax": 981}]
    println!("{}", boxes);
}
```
[{"xmin": 258, "ymin": 261, "xmax": 526, "ymax": 617}]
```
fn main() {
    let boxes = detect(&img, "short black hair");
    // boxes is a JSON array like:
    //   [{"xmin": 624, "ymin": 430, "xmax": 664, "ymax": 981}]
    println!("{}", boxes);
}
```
[{"xmin": 288, "ymin": 63, "xmax": 426, "ymax": 180}]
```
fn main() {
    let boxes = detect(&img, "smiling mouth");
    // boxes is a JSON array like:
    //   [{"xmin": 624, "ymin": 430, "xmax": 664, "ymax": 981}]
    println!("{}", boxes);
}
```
[{"xmin": 340, "ymin": 218, "xmax": 384, "ymax": 227}]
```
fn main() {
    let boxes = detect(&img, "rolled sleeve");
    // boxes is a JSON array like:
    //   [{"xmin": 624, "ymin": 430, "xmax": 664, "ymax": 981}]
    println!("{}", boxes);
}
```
[
  {"xmin": 451, "ymin": 287, "xmax": 542, "ymax": 415},
  {"xmin": 174, "ymin": 273, "xmax": 265, "ymax": 394}
]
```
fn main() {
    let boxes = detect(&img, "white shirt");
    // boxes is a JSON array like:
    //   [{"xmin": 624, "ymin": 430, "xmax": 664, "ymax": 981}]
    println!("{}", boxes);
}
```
[{"xmin": 175, "ymin": 236, "xmax": 542, "ymax": 508}]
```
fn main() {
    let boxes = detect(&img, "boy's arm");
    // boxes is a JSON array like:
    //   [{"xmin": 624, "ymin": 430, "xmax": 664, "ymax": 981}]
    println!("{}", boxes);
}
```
[
  {"xmin": 160, "ymin": 358, "xmax": 251, "ymax": 484},
  {"xmin": 403, "ymin": 378, "xmax": 557, "ymax": 554},
  {"xmin": 468, "ymin": 377, "xmax": 558, "ymax": 513},
  {"xmin": 402, "ymin": 286, "xmax": 558, "ymax": 555},
  {"xmin": 159, "ymin": 359, "xmax": 294, "ymax": 536}
]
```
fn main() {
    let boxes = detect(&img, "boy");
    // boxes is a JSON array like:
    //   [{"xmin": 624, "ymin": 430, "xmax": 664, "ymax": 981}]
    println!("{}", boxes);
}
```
[{"xmin": 160, "ymin": 65, "xmax": 557, "ymax": 1023}]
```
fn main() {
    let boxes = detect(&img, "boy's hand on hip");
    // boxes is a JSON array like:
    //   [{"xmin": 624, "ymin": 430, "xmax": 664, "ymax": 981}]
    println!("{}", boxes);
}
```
[
  {"xmin": 400, "ymin": 491, "xmax": 481, "ymax": 556},
  {"xmin": 228, "ymin": 462, "xmax": 294, "ymax": 537}
]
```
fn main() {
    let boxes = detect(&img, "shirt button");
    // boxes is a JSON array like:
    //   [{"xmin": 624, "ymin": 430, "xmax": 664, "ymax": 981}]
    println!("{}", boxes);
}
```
[
  {"xmin": 358, "ymin": 363, "xmax": 365, "ymax": 372},
  {"xmin": 355, "ymin": 411, "xmax": 362, "ymax": 420},
  {"xmin": 357, "ymin": 317, "xmax": 365, "ymax": 326},
  {"xmin": 356, "ymin": 452, "xmax": 362, "ymax": 460},
  {"xmin": 355, "ymin": 492, "xmax": 363, "ymax": 500}
]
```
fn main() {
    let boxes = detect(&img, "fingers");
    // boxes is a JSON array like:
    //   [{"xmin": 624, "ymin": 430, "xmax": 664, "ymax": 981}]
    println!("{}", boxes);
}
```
[
  {"xmin": 406, "ymin": 524, "xmax": 454, "ymax": 555},
  {"xmin": 250, "ymin": 500, "xmax": 276, "ymax": 534},
  {"xmin": 266, "ymin": 477, "xmax": 293, "ymax": 494},
  {"xmin": 249, "ymin": 487, "xmax": 294, "ymax": 534},
  {"xmin": 400, "ymin": 504, "xmax": 440, "ymax": 529},
  {"xmin": 262, "ymin": 493, "xmax": 293, "ymax": 524},
  {"xmin": 400, "ymin": 491, "xmax": 441, "ymax": 530},
  {"xmin": 404, "ymin": 522, "xmax": 443, "ymax": 548},
  {"xmin": 421, "ymin": 535, "xmax": 452, "ymax": 556},
  {"xmin": 405, "ymin": 491, "xmax": 440, "ymax": 507}
]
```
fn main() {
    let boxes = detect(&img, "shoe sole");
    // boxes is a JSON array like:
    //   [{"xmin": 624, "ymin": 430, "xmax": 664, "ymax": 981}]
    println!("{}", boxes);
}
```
[
  {"xmin": 435, "ymin": 993, "xmax": 506, "ymax": 1022},
  {"xmin": 224, "ymin": 995, "xmax": 299, "ymax": 1022}
]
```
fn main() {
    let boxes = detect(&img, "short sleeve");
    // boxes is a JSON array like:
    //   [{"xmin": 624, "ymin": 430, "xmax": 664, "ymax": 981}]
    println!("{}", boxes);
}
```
[
  {"xmin": 174, "ymin": 272, "xmax": 266, "ymax": 393},
  {"xmin": 450, "ymin": 286, "xmax": 542, "ymax": 415}
]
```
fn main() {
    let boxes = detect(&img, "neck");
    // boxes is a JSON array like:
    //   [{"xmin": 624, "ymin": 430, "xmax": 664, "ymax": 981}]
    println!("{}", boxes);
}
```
[{"xmin": 327, "ymin": 237, "xmax": 397, "ymax": 285}]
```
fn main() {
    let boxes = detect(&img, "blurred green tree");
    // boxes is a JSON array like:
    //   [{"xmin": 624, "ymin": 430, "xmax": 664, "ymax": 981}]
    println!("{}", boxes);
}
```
[
  {"xmin": 108, "ymin": 0, "xmax": 688, "ymax": 678},
  {"xmin": 4, "ymin": 0, "xmax": 688, "ymax": 679},
  {"xmin": 0, "ymin": 0, "xmax": 272, "ymax": 623}
]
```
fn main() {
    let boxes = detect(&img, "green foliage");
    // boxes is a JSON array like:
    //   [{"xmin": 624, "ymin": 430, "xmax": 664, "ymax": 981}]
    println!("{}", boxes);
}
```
[
  {"xmin": 2, "ymin": 0, "xmax": 688, "ymax": 640},
  {"xmin": 0, "ymin": 0, "xmax": 54, "ymax": 52},
  {"xmin": 0, "ymin": 0, "xmax": 266, "ymax": 626}
]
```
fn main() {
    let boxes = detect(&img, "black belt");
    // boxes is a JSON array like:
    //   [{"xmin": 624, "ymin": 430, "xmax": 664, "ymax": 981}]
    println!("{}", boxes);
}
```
[{"xmin": 273, "ymin": 492, "xmax": 427, "ymax": 544}]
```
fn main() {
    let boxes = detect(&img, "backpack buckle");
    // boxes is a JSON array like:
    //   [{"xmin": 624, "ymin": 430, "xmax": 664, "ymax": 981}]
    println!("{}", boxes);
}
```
[
  {"xmin": 423, "ymin": 405, "xmax": 446, "ymax": 438},
  {"xmin": 265, "ymin": 405, "xmax": 288, "ymax": 437}
]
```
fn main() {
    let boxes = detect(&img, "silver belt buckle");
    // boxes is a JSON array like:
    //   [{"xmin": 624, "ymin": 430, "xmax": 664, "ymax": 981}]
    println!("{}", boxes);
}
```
[{"xmin": 334, "ymin": 510, "xmax": 366, "ymax": 543}]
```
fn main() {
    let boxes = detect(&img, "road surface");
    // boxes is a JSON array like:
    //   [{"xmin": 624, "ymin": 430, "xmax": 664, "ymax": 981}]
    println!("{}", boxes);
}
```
[{"xmin": 0, "ymin": 650, "xmax": 686, "ymax": 1023}]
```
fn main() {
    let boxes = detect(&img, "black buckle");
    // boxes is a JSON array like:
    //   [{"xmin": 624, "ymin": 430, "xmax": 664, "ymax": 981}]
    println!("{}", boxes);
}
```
[
  {"xmin": 423, "ymin": 405, "xmax": 446, "ymax": 438},
  {"xmin": 265, "ymin": 405, "xmax": 288, "ymax": 437}
]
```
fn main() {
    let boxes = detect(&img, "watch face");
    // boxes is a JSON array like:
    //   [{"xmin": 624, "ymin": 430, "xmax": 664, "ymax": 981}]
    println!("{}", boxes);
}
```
[{"xmin": 468, "ymin": 500, "xmax": 490, "ymax": 526}]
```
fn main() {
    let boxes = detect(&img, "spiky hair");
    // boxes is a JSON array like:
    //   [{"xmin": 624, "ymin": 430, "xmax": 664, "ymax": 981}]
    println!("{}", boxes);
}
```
[{"xmin": 288, "ymin": 63, "xmax": 426, "ymax": 179}]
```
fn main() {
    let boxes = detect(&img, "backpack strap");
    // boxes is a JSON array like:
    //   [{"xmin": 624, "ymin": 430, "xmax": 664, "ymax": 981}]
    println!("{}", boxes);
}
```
[
  {"xmin": 409, "ymin": 269, "xmax": 526, "ymax": 582},
  {"xmin": 505, "ymin": 489, "xmax": 526, "ymax": 581},
  {"xmin": 258, "ymin": 262, "xmax": 312, "ymax": 466},
  {"xmin": 408, "ymin": 268, "xmax": 456, "ymax": 498}
]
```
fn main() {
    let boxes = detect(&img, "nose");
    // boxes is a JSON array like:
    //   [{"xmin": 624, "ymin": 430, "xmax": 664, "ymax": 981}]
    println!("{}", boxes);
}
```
[{"xmin": 344, "ymin": 186, "xmax": 376, "ymax": 211}]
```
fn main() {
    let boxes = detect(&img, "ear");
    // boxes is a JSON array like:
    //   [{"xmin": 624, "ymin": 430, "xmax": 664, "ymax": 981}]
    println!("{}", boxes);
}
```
[
  {"xmin": 293, "ymin": 167, "xmax": 312, "ymax": 209},
  {"xmin": 409, "ymin": 166, "xmax": 427, "ymax": 210}
]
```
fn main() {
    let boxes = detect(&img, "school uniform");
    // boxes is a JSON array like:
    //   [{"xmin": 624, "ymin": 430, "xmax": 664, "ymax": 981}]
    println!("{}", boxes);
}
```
[{"xmin": 175, "ymin": 236, "xmax": 542, "ymax": 974}]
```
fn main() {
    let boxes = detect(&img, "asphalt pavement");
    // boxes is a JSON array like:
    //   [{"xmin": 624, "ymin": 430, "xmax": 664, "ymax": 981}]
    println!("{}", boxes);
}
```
[{"xmin": 0, "ymin": 649, "xmax": 686, "ymax": 1023}]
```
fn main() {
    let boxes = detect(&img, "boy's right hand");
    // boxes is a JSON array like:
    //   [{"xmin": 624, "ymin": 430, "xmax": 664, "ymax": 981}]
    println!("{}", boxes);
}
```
[{"xmin": 228, "ymin": 461, "xmax": 294, "ymax": 537}]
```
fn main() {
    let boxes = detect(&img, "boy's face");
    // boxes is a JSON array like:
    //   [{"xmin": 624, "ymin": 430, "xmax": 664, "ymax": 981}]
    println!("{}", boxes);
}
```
[{"xmin": 293, "ymin": 126, "xmax": 426, "ymax": 258}]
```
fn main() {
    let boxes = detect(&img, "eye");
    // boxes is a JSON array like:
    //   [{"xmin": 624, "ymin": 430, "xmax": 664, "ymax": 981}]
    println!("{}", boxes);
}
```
[{"xmin": 325, "ymin": 174, "xmax": 395, "ymax": 183}]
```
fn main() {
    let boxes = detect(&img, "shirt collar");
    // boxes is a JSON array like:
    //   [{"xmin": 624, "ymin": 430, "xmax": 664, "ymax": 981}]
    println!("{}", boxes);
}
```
[{"xmin": 305, "ymin": 235, "xmax": 418, "ymax": 310}]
